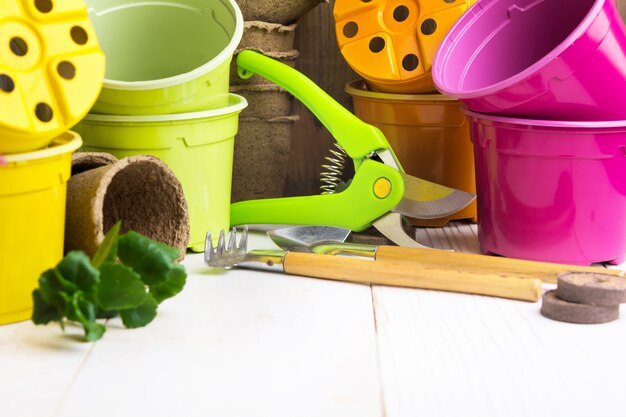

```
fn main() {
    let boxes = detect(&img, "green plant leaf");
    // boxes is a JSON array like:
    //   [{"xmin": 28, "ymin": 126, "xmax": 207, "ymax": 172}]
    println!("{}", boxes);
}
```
[
  {"xmin": 75, "ymin": 293, "xmax": 97, "ymax": 323},
  {"xmin": 66, "ymin": 292, "xmax": 105, "ymax": 342},
  {"xmin": 64, "ymin": 291, "xmax": 82, "ymax": 323},
  {"xmin": 120, "ymin": 295, "xmax": 158, "ymax": 328},
  {"xmin": 150, "ymin": 264, "xmax": 187, "ymax": 304},
  {"xmin": 96, "ymin": 263, "xmax": 147, "ymax": 310},
  {"xmin": 68, "ymin": 292, "xmax": 87, "ymax": 324},
  {"xmin": 57, "ymin": 291, "xmax": 74, "ymax": 323},
  {"xmin": 97, "ymin": 309, "xmax": 119, "ymax": 319},
  {"xmin": 120, "ymin": 231, "xmax": 180, "ymax": 263},
  {"xmin": 152, "ymin": 241, "xmax": 180, "ymax": 263},
  {"xmin": 38, "ymin": 269, "xmax": 70, "ymax": 306},
  {"xmin": 84, "ymin": 321, "xmax": 106, "ymax": 342},
  {"xmin": 31, "ymin": 228, "xmax": 187, "ymax": 342},
  {"xmin": 92, "ymin": 221, "xmax": 122, "ymax": 268},
  {"xmin": 31, "ymin": 289, "xmax": 61, "ymax": 324},
  {"xmin": 117, "ymin": 232, "xmax": 179, "ymax": 286},
  {"xmin": 56, "ymin": 251, "xmax": 100, "ymax": 291}
]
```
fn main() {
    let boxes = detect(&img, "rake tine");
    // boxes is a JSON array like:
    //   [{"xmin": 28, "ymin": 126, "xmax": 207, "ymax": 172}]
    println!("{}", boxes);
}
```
[
  {"xmin": 217, "ymin": 229, "xmax": 226, "ymax": 255},
  {"xmin": 239, "ymin": 226, "xmax": 249, "ymax": 254},
  {"xmin": 204, "ymin": 226, "xmax": 252, "ymax": 269},
  {"xmin": 204, "ymin": 231, "xmax": 214, "ymax": 265},
  {"xmin": 227, "ymin": 227, "xmax": 237, "ymax": 252}
]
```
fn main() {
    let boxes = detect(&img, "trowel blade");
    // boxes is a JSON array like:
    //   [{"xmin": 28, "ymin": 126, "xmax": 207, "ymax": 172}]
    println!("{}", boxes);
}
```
[{"xmin": 267, "ymin": 225, "xmax": 351, "ymax": 252}]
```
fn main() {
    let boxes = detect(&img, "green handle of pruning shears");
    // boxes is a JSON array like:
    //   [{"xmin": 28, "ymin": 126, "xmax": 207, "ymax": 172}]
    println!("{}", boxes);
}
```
[
  {"xmin": 236, "ymin": 50, "xmax": 391, "ymax": 161},
  {"xmin": 230, "ymin": 160, "xmax": 404, "ymax": 231},
  {"xmin": 230, "ymin": 51, "xmax": 404, "ymax": 231}
]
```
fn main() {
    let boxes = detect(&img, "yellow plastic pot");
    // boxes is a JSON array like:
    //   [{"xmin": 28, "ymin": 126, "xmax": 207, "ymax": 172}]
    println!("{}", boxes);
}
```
[
  {"xmin": 346, "ymin": 80, "xmax": 477, "ymax": 226},
  {"xmin": 0, "ymin": 131, "xmax": 82, "ymax": 325},
  {"xmin": 87, "ymin": 0, "xmax": 243, "ymax": 115},
  {"xmin": 0, "ymin": 0, "xmax": 104, "ymax": 153},
  {"xmin": 74, "ymin": 94, "xmax": 247, "ymax": 252},
  {"xmin": 334, "ymin": 0, "xmax": 474, "ymax": 93}
]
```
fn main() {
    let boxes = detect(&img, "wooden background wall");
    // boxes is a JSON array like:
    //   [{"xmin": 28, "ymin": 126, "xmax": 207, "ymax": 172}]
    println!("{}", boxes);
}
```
[
  {"xmin": 285, "ymin": 0, "xmax": 356, "ymax": 197},
  {"xmin": 284, "ymin": 0, "xmax": 626, "ymax": 197}
]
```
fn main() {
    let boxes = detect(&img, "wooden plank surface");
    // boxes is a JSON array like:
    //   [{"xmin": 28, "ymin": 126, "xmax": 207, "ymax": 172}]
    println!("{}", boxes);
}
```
[
  {"xmin": 3, "ymin": 3, "xmax": 626, "ymax": 417},
  {"xmin": 2, "ymin": 225, "xmax": 626, "ymax": 416},
  {"xmin": 0, "ymin": 321, "xmax": 94, "ymax": 417},
  {"xmin": 51, "ymin": 254, "xmax": 382, "ymax": 417},
  {"xmin": 373, "ymin": 224, "xmax": 626, "ymax": 417},
  {"xmin": 372, "ymin": 287, "xmax": 626, "ymax": 417}
]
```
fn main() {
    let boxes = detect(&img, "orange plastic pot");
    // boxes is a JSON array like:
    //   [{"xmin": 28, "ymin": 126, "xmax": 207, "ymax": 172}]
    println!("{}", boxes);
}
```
[
  {"xmin": 346, "ymin": 80, "xmax": 477, "ymax": 227},
  {"xmin": 334, "ymin": 0, "xmax": 474, "ymax": 93}
]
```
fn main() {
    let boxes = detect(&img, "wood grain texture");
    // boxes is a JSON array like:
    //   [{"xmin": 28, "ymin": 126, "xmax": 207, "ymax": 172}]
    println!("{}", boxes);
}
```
[
  {"xmin": 371, "ymin": 286, "xmax": 626, "ymax": 417},
  {"xmin": 53, "ymin": 254, "xmax": 383, "ymax": 417},
  {"xmin": 283, "ymin": 251, "xmax": 542, "ymax": 301},
  {"xmin": 373, "ymin": 223, "xmax": 626, "ymax": 417},
  {"xmin": 3, "ymin": 225, "xmax": 626, "ymax": 417},
  {"xmin": 285, "ymin": 0, "xmax": 358, "ymax": 197},
  {"xmin": 0, "ymin": 320, "xmax": 94, "ymax": 417},
  {"xmin": 376, "ymin": 246, "xmax": 624, "ymax": 284}
]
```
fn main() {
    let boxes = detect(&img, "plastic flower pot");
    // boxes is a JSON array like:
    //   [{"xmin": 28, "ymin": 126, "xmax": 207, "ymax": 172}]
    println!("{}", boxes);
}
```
[
  {"xmin": 0, "ymin": 0, "xmax": 104, "ymax": 153},
  {"xmin": 346, "ymin": 80, "xmax": 477, "ymax": 226},
  {"xmin": 334, "ymin": 0, "xmax": 475, "ymax": 93},
  {"xmin": 0, "ymin": 131, "xmax": 82, "ymax": 324},
  {"xmin": 467, "ymin": 110, "xmax": 626, "ymax": 265},
  {"xmin": 87, "ymin": 0, "xmax": 243, "ymax": 115},
  {"xmin": 434, "ymin": 0, "xmax": 626, "ymax": 120}
]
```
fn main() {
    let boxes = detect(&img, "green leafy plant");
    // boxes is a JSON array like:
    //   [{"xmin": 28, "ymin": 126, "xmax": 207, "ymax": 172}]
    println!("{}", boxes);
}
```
[{"xmin": 32, "ymin": 222, "xmax": 186, "ymax": 341}]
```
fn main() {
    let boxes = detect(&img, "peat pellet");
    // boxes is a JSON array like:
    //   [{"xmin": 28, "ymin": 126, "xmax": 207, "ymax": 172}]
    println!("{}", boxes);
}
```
[
  {"xmin": 540, "ymin": 290, "xmax": 619, "ymax": 324},
  {"xmin": 556, "ymin": 272, "xmax": 626, "ymax": 306}
]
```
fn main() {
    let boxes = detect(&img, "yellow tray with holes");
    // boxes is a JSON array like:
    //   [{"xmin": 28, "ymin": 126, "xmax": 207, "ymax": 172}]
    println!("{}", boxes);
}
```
[
  {"xmin": 334, "ymin": 0, "xmax": 474, "ymax": 93},
  {"xmin": 0, "ymin": 0, "xmax": 105, "ymax": 154}
]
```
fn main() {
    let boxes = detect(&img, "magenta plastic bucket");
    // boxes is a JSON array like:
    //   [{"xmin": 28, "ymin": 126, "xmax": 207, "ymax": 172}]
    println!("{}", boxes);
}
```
[
  {"xmin": 467, "ymin": 110, "xmax": 626, "ymax": 265},
  {"xmin": 433, "ymin": 0, "xmax": 626, "ymax": 121}
]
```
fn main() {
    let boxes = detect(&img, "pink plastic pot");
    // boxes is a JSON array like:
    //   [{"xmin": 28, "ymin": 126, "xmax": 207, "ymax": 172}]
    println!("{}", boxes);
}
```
[
  {"xmin": 434, "ymin": 0, "xmax": 626, "ymax": 121},
  {"xmin": 467, "ymin": 110, "xmax": 626, "ymax": 265}
]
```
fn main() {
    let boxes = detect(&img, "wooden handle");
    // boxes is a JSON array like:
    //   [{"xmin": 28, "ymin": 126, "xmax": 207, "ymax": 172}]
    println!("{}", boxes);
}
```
[
  {"xmin": 375, "ymin": 247, "xmax": 624, "ymax": 284},
  {"xmin": 283, "ymin": 252, "xmax": 542, "ymax": 302}
]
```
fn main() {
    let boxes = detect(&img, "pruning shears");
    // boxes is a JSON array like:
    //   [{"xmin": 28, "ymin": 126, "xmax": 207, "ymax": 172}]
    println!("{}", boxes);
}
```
[{"xmin": 230, "ymin": 50, "xmax": 475, "ymax": 247}]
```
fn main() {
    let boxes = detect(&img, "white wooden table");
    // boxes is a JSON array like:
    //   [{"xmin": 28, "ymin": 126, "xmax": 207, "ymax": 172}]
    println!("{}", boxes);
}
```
[{"xmin": 2, "ymin": 222, "xmax": 626, "ymax": 417}]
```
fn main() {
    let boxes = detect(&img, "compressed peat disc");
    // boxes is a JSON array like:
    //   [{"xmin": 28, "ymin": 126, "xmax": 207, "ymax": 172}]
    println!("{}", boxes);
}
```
[
  {"xmin": 540, "ymin": 290, "xmax": 619, "ymax": 324},
  {"xmin": 556, "ymin": 272, "xmax": 626, "ymax": 307}
]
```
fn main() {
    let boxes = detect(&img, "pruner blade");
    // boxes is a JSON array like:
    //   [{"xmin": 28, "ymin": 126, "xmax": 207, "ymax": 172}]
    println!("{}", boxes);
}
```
[
  {"xmin": 393, "ymin": 172, "xmax": 476, "ymax": 219},
  {"xmin": 375, "ymin": 149, "xmax": 476, "ymax": 220},
  {"xmin": 372, "ymin": 213, "xmax": 433, "ymax": 249}
]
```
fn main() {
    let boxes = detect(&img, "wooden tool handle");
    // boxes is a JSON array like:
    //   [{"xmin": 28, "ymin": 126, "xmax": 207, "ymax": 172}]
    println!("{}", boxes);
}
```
[
  {"xmin": 283, "ymin": 252, "xmax": 542, "ymax": 302},
  {"xmin": 375, "ymin": 247, "xmax": 624, "ymax": 284}
]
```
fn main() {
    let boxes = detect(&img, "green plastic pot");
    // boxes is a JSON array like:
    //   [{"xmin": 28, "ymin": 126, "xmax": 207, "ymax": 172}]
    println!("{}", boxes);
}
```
[
  {"xmin": 74, "ymin": 94, "xmax": 248, "ymax": 252},
  {"xmin": 87, "ymin": 0, "xmax": 243, "ymax": 115}
]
